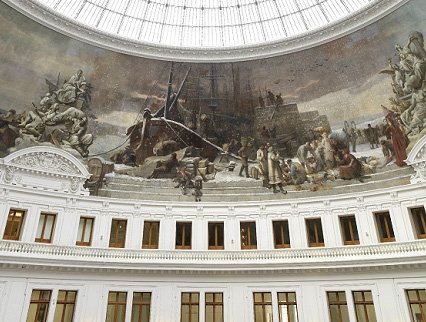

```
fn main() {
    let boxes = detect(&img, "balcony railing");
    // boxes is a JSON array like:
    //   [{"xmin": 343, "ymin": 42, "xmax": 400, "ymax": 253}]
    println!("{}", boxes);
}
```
[{"xmin": 1, "ymin": 239, "xmax": 425, "ymax": 271}]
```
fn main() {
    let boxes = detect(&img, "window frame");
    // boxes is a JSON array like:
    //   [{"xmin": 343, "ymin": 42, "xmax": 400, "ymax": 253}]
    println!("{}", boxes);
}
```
[
  {"xmin": 405, "ymin": 289, "xmax": 426, "ymax": 322},
  {"xmin": 35, "ymin": 213, "xmax": 56, "ymax": 244},
  {"xmin": 277, "ymin": 292, "xmax": 298, "ymax": 322},
  {"xmin": 410, "ymin": 207, "xmax": 426, "ymax": 239},
  {"xmin": 240, "ymin": 221, "xmax": 257, "ymax": 250},
  {"xmin": 205, "ymin": 292, "xmax": 224, "ymax": 322},
  {"xmin": 3, "ymin": 208, "xmax": 26, "ymax": 240},
  {"xmin": 142, "ymin": 221, "xmax": 160, "ymax": 249},
  {"xmin": 53, "ymin": 290, "xmax": 77, "ymax": 322},
  {"xmin": 352, "ymin": 290, "xmax": 377, "ymax": 322},
  {"xmin": 327, "ymin": 291, "xmax": 349, "ymax": 322},
  {"xmin": 208, "ymin": 222, "xmax": 224, "ymax": 250},
  {"xmin": 106, "ymin": 291, "xmax": 127, "ymax": 322},
  {"xmin": 131, "ymin": 292, "xmax": 152, "ymax": 322},
  {"xmin": 305, "ymin": 218, "xmax": 325, "ymax": 247},
  {"xmin": 176, "ymin": 222, "xmax": 192, "ymax": 250},
  {"xmin": 273, "ymin": 220, "xmax": 291, "ymax": 249},
  {"xmin": 76, "ymin": 217, "xmax": 94, "ymax": 246},
  {"xmin": 253, "ymin": 292, "xmax": 273, "ymax": 322},
  {"xmin": 26, "ymin": 289, "xmax": 52, "ymax": 322},
  {"xmin": 374, "ymin": 211, "xmax": 395, "ymax": 243},
  {"xmin": 180, "ymin": 292, "xmax": 199, "ymax": 322},
  {"xmin": 339, "ymin": 215, "xmax": 360, "ymax": 245},
  {"xmin": 109, "ymin": 219, "xmax": 127, "ymax": 248}
]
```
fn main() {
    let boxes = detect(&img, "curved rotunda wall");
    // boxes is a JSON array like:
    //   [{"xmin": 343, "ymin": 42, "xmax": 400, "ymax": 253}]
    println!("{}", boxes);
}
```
[
  {"xmin": 1, "ymin": 1, "xmax": 426, "ymax": 322},
  {"xmin": 0, "ymin": 0, "xmax": 425, "ymax": 202}
]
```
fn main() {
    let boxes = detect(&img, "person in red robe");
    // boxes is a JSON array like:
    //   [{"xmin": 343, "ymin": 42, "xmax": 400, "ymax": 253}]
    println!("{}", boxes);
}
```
[{"xmin": 385, "ymin": 113, "xmax": 409, "ymax": 167}]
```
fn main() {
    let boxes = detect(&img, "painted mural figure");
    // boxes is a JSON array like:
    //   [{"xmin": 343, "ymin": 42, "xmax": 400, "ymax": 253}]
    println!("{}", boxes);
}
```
[
  {"xmin": 296, "ymin": 142, "xmax": 314, "ymax": 169},
  {"xmin": 385, "ymin": 113, "xmax": 409, "ymax": 167},
  {"xmin": 18, "ymin": 110, "xmax": 46, "ymax": 140},
  {"xmin": 256, "ymin": 143, "xmax": 269, "ymax": 188},
  {"xmin": 286, "ymin": 159, "xmax": 307, "ymax": 185},
  {"xmin": 268, "ymin": 148, "xmax": 287, "ymax": 194},
  {"xmin": 193, "ymin": 176, "xmax": 203, "ymax": 202},
  {"xmin": 238, "ymin": 144, "xmax": 250, "ymax": 178},
  {"xmin": 321, "ymin": 132, "xmax": 335, "ymax": 170},
  {"xmin": 381, "ymin": 139, "xmax": 395, "ymax": 163},
  {"xmin": 365, "ymin": 124, "xmax": 379, "ymax": 149},
  {"xmin": 400, "ymin": 89, "xmax": 426, "ymax": 135},
  {"xmin": 148, "ymin": 152, "xmax": 179, "ymax": 179},
  {"xmin": 55, "ymin": 69, "xmax": 87, "ymax": 105},
  {"xmin": 339, "ymin": 148, "xmax": 362, "ymax": 180}
]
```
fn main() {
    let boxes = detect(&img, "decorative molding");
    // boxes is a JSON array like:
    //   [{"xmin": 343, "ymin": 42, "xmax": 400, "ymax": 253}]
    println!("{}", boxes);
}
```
[
  {"xmin": 2, "ymin": 0, "xmax": 411, "ymax": 63},
  {"xmin": 0, "ymin": 239, "xmax": 425, "ymax": 273},
  {"xmin": 0, "ymin": 146, "xmax": 90, "ymax": 195},
  {"xmin": 406, "ymin": 135, "xmax": 426, "ymax": 183}
]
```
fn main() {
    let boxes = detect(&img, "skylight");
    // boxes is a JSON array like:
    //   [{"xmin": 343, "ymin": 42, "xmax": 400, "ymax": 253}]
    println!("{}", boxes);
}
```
[{"xmin": 36, "ymin": 0, "xmax": 373, "ymax": 48}]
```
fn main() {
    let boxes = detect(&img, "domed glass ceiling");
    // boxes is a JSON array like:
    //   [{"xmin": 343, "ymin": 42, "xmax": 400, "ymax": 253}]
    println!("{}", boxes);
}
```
[{"xmin": 36, "ymin": 0, "xmax": 373, "ymax": 48}]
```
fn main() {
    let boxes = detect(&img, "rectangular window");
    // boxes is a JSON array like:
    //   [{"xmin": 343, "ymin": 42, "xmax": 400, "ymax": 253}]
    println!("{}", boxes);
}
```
[
  {"xmin": 176, "ymin": 222, "xmax": 192, "ymax": 249},
  {"xmin": 26, "ymin": 290, "xmax": 52, "ymax": 322},
  {"xmin": 76, "ymin": 217, "xmax": 94, "ymax": 246},
  {"xmin": 277, "ymin": 292, "xmax": 298, "ymax": 322},
  {"xmin": 205, "ymin": 292, "xmax": 223, "ymax": 322},
  {"xmin": 352, "ymin": 291, "xmax": 377, "ymax": 322},
  {"xmin": 340, "ymin": 215, "xmax": 360, "ymax": 245},
  {"xmin": 273, "ymin": 220, "xmax": 291, "ymax": 248},
  {"xmin": 305, "ymin": 218, "xmax": 324, "ymax": 247},
  {"xmin": 142, "ymin": 221, "xmax": 160, "ymax": 249},
  {"xmin": 109, "ymin": 219, "xmax": 127, "ymax": 248},
  {"xmin": 327, "ymin": 291, "xmax": 349, "ymax": 322},
  {"xmin": 181, "ymin": 292, "xmax": 199, "ymax": 322},
  {"xmin": 240, "ymin": 221, "xmax": 257, "ymax": 249},
  {"xmin": 406, "ymin": 289, "xmax": 426, "ymax": 322},
  {"xmin": 35, "ymin": 213, "xmax": 56, "ymax": 243},
  {"xmin": 106, "ymin": 291, "xmax": 127, "ymax": 322},
  {"xmin": 208, "ymin": 222, "xmax": 224, "ymax": 250},
  {"xmin": 411, "ymin": 207, "xmax": 426, "ymax": 239},
  {"xmin": 253, "ymin": 292, "xmax": 272, "ymax": 322},
  {"xmin": 131, "ymin": 292, "xmax": 151, "ymax": 322},
  {"xmin": 375, "ymin": 212, "xmax": 395, "ymax": 243},
  {"xmin": 3, "ymin": 209, "xmax": 25, "ymax": 240},
  {"xmin": 53, "ymin": 290, "xmax": 77, "ymax": 322}
]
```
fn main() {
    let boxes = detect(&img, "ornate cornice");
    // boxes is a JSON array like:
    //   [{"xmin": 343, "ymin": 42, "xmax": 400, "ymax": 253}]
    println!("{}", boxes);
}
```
[
  {"xmin": 406, "ymin": 135, "xmax": 426, "ymax": 183},
  {"xmin": 2, "ymin": 0, "xmax": 411, "ymax": 62},
  {"xmin": 0, "ymin": 146, "xmax": 90, "ymax": 195}
]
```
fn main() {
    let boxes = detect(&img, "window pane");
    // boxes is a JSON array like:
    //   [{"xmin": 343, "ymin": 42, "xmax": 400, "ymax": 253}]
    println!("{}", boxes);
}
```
[{"xmin": 26, "ymin": 290, "xmax": 52, "ymax": 322}]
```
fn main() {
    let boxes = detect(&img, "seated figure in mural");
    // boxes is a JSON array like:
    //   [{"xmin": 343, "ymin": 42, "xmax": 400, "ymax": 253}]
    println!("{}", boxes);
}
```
[
  {"xmin": 55, "ymin": 69, "xmax": 86, "ymax": 105},
  {"xmin": 339, "ymin": 148, "xmax": 362, "ymax": 180},
  {"xmin": 286, "ymin": 159, "xmax": 307, "ymax": 185},
  {"xmin": 394, "ymin": 40, "xmax": 426, "ymax": 94},
  {"xmin": 50, "ymin": 107, "xmax": 93, "ymax": 157},
  {"xmin": 400, "ymin": 89, "xmax": 426, "ymax": 135},
  {"xmin": 148, "ymin": 152, "xmax": 179, "ymax": 179},
  {"xmin": 18, "ymin": 110, "xmax": 46, "ymax": 140},
  {"xmin": 63, "ymin": 117, "xmax": 93, "ymax": 157}
]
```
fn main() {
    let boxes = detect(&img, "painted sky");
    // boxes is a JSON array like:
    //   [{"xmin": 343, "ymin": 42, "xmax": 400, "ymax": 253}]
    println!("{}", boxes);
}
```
[{"xmin": 0, "ymin": 0, "xmax": 425, "ymax": 128}]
